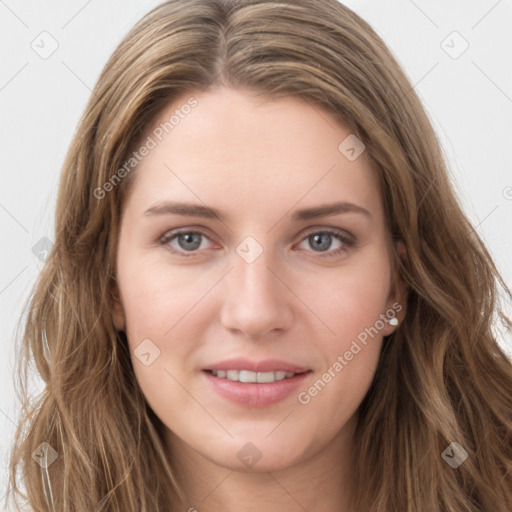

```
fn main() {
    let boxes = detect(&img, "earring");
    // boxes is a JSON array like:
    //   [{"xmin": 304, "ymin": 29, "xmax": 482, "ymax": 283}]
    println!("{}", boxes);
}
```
[{"xmin": 388, "ymin": 317, "xmax": 399, "ymax": 326}]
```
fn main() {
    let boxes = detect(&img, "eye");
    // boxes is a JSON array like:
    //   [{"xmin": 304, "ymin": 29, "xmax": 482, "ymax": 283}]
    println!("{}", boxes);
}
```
[
  {"xmin": 159, "ymin": 228, "xmax": 355, "ymax": 258},
  {"xmin": 296, "ymin": 229, "xmax": 354, "ymax": 258},
  {"xmin": 159, "ymin": 230, "xmax": 214, "ymax": 256}
]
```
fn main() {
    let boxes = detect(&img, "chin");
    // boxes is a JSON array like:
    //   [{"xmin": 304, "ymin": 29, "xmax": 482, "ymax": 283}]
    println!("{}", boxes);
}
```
[{"xmin": 202, "ymin": 435, "xmax": 310, "ymax": 473}]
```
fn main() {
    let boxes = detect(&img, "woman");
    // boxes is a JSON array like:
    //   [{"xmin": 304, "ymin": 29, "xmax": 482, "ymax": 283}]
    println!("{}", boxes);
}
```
[{"xmin": 7, "ymin": 0, "xmax": 512, "ymax": 510}]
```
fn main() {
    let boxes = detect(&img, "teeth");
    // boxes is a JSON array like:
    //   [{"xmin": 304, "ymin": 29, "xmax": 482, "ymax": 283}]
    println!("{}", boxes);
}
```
[
  {"xmin": 210, "ymin": 369, "xmax": 297, "ymax": 383},
  {"xmin": 239, "ymin": 370, "xmax": 257, "ymax": 383},
  {"xmin": 226, "ymin": 370, "xmax": 238, "ymax": 381}
]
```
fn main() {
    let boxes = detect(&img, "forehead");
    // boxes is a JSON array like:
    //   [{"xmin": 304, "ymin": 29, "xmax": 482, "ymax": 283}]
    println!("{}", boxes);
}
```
[{"xmin": 122, "ymin": 87, "xmax": 382, "ymax": 224}]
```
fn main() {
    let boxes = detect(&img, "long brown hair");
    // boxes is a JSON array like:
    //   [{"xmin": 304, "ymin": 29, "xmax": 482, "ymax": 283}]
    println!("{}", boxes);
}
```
[{"xmin": 7, "ymin": 0, "xmax": 512, "ymax": 510}]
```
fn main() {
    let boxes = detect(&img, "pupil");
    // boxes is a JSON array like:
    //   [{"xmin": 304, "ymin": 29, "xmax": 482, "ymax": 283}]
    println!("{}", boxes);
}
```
[
  {"xmin": 311, "ymin": 233, "xmax": 331, "ymax": 251},
  {"xmin": 179, "ymin": 233, "xmax": 201, "ymax": 251}
]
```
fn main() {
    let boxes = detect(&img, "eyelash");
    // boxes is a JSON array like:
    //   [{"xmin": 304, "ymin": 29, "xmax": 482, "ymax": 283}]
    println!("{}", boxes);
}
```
[{"xmin": 158, "ymin": 228, "xmax": 355, "ymax": 259}]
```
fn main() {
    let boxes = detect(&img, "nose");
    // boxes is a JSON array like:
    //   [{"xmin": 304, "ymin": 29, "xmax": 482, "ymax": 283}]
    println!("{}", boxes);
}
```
[{"xmin": 220, "ymin": 248, "xmax": 294, "ymax": 340}]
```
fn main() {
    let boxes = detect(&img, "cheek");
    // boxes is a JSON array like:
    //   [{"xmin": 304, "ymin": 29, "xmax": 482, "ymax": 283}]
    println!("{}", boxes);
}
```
[
  {"xmin": 118, "ymin": 261, "xmax": 202, "ymax": 414},
  {"xmin": 118, "ymin": 254, "xmax": 212, "ymax": 404},
  {"xmin": 297, "ymin": 249, "xmax": 391, "ymax": 342},
  {"xmin": 293, "ymin": 251, "xmax": 390, "ymax": 402},
  {"xmin": 119, "ymin": 253, "xmax": 201, "ymax": 342},
  {"xmin": 294, "ymin": 286, "xmax": 385, "ymax": 432}
]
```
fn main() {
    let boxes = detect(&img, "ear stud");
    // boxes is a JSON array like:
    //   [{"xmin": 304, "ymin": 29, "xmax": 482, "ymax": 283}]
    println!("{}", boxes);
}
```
[{"xmin": 388, "ymin": 317, "xmax": 399, "ymax": 326}]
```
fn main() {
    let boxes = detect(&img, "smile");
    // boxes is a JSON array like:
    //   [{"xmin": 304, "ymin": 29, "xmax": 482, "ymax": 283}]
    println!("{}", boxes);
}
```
[
  {"xmin": 207, "ymin": 369, "xmax": 301, "ymax": 383},
  {"xmin": 203, "ymin": 369, "xmax": 312, "ymax": 407}
]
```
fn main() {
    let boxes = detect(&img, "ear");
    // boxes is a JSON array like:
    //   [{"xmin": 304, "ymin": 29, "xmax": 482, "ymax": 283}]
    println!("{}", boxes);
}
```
[
  {"xmin": 110, "ymin": 281, "xmax": 126, "ymax": 331},
  {"xmin": 381, "ymin": 240, "xmax": 408, "ymax": 336}
]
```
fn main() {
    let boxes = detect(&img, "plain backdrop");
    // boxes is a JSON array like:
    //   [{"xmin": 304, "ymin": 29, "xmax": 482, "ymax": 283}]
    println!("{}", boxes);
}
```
[{"xmin": 1, "ymin": 0, "xmax": 511, "ymax": 504}]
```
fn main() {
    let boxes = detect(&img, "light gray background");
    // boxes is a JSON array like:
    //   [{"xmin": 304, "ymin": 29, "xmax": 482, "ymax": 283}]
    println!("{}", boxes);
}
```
[{"xmin": 1, "ymin": 0, "xmax": 511, "ymax": 504}]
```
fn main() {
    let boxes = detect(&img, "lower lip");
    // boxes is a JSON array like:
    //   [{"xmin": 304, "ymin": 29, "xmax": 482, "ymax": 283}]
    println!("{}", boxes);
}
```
[{"xmin": 202, "ymin": 370, "xmax": 312, "ymax": 407}]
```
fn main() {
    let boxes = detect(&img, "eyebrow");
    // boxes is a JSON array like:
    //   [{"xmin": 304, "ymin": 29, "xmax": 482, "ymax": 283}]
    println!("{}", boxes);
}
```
[{"xmin": 143, "ymin": 200, "xmax": 372, "ymax": 221}]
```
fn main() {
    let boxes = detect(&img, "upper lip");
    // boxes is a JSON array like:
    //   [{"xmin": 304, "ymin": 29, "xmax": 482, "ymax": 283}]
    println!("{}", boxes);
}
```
[{"xmin": 203, "ymin": 358, "xmax": 311, "ymax": 374}]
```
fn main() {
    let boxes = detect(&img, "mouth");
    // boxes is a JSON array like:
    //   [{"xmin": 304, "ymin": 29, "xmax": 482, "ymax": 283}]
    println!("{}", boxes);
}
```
[
  {"xmin": 204, "ymin": 369, "xmax": 309, "ymax": 383},
  {"xmin": 202, "ymin": 368, "xmax": 313, "ymax": 407}
]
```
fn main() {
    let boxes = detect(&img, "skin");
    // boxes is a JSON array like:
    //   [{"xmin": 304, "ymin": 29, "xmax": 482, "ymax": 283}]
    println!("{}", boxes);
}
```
[{"xmin": 111, "ymin": 86, "xmax": 407, "ymax": 512}]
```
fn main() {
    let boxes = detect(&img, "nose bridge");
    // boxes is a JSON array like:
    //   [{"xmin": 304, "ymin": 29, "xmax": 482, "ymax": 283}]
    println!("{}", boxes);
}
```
[
  {"xmin": 220, "ymin": 236, "xmax": 293, "ymax": 337},
  {"xmin": 232, "ymin": 238, "xmax": 282, "ymax": 304}
]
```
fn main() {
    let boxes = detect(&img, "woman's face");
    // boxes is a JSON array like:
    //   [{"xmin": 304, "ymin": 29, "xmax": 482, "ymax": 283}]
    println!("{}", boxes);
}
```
[{"xmin": 111, "ymin": 86, "xmax": 406, "ymax": 473}]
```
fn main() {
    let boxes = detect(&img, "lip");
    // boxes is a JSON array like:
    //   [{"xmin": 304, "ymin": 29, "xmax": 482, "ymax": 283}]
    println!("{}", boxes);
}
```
[
  {"xmin": 202, "ymin": 369, "xmax": 312, "ymax": 408},
  {"xmin": 203, "ymin": 358, "xmax": 311, "ymax": 374}
]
